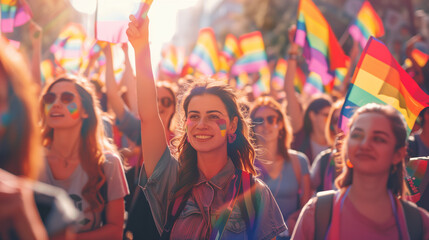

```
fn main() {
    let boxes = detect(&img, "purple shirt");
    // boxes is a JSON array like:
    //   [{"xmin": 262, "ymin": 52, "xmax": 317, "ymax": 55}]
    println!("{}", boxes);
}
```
[{"xmin": 140, "ymin": 147, "xmax": 287, "ymax": 239}]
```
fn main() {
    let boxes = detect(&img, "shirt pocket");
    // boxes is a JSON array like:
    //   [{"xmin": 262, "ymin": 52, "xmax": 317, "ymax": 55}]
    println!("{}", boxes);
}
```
[{"xmin": 224, "ymin": 205, "xmax": 246, "ymax": 234}]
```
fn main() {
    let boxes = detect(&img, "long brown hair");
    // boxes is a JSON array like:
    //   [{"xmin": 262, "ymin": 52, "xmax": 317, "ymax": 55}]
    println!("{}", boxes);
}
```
[
  {"xmin": 249, "ymin": 96, "xmax": 293, "ymax": 161},
  {"xmin": 335, "ymin": 103, "xmax": 407, "ymax": 197},
  {"xmin": 0, "ymin": 38, "xmax": 41, "ymax": 180},
  {"xmin": 40, "ymin": 76, "xmax": 112, "ymax": 212},
  {"xmin": 171, "ymin": 78, "xmax": 256, "ymax": 198}
]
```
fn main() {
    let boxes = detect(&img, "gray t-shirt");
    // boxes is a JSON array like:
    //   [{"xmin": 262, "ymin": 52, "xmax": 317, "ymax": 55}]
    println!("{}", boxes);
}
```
[
  {"xmin": 256, "ymin": 150, "xmax": 310, "ymax": 221},
  {"xmin": 39, "ymin": 153, "xmax": 129, "ymax": 232},
  {"xmin": 139, "ymin": 147, "xmax": 287, "ymax": 240}
]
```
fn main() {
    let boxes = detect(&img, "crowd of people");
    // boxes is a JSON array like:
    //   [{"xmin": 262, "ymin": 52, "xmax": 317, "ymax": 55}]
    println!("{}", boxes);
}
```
[{"xmin": 1, "ymin": 5, "xmax": 429, "ymax": 240}]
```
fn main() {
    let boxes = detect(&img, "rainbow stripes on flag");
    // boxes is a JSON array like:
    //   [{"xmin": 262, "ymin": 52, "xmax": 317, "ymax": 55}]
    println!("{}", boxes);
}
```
[
  {"xmin": 1, "ymin": 0, "xmax": 32, "ymax": 33},
  {"xmin": 188, "ymin": 28, "xmax": 220, "ymax": 76},
  {"xmin": 294, "ymin": 66, "xmax": 306, "ymax": 94},
  {"xmin": 411, "ymin": 48, "xmax": 429, "ymax": 68},
  {"xmin": 348, "ymin": 1, "xmax": 384, "ymax": 49},
  {"xmin": 303, "ymin": 71, "xmax": 324, "ymax": 94},
  {"xmin": 95, "ymin": 0, "xmax": 152, "ymax": 43},
  {"xmin": 223, "ymin": 34, "xmax": 242, "ymax": 60},
  {"xmin": 272, "ymin": 58, "xmax": 287, "ymax": 90},
  {"xmin": 159, "ymin": 44, "xmax": 185, "ymax": 78},
  {"xmin": 295, "ymin": 0, "xmax": 348, "ymax": 86},
  {"xmin": 50, "ymin": 23, "xmax": 87, "ymax": 73},
  {"xmin": 339, "ymin": 37, "xmax": 429, "ymax": 135}
]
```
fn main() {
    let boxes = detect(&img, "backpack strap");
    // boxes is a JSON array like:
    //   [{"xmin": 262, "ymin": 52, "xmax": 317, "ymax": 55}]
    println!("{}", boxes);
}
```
[
  {"xmin": 314, "ymin": 190, "xmax": 336, "ymax": 240},
  {"xmin": 238, "ymin": 171, "xmax": 257, "ymax": 239},
  {"xmin": 318, "ymin": 151, "xmax": 332, "ymax": 192},
  {"xmin": 290, "ymin": 153, "xmax": 302, "ymax": 190},
  {"xmin": 160, "ymin": 190, "xmax": 192, "ymax": 240},
  {"xmin": 401, "ymin": 200, "xmax": 423, "ymax": 240}
]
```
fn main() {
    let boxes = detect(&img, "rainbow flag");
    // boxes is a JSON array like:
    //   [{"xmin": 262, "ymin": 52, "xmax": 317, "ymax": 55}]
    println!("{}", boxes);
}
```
[
  {"xmin": 272, "ymin": 58, "xmax": 287, "ymax": 91},
  {"xmin": 348, "ymin": 1, "xmax": 384, "ymax": 49},
  {"xmin": 188, "ymin": 28, "xmax": 220, "ymax": 76},
  {"xmin": 223, "ymin": 34, "xmax": 242, "ymax": 60},
  {"xmin": 294, "ymin": 66, "xmax": 306, "ymax": 93},
  {"xmin": 303, "ymin": 71, "xmax": 324, "ymax": 94},
  {"xmin": 231, "ymin": 31, "xmax": 268, "ymax": 76},
  {"xmin": 95, "ymin": 0, "xmax": 152, "ymax": 43},
  {"xmin": 253, "ymin": 65, "xmax": 270, "ymax": 97},
  {"xmin": 295, "ymin": 0, "xmax": 348, "ymax": 87},
  {"xmin": 50, "ymin": 23, "xmax": 86, "ymax": 73},
  {"xmin": 1, "ymin": 0, "xmax": 32, "ymax": 33},
  {"xmin": 339, "ymin": 37, "xmax": 429, "ymax": 135},
  {"xmin": 405, "ymin": 157, "xmax": 428, "ymax": 203},
  {"xmin": 411, "ymin": 48, "xmax": 429, "ymax": 68},
  {"xmin": 236, "ymin": 72, "xmax": 249, "ymax": 89},
  {"xmin": 40, "ymin": 59, "xmax": 55, "ymax": 86},
  {"xmin": 159, "ymin": 44, "xmax": 185, "ymax": 77}
]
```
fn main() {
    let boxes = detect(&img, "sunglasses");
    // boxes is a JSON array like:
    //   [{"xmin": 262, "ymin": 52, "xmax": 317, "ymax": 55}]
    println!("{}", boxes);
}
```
[
  {"xmin": 253, "ymin": 115, "xmax": 278, "ymax": 125},
  {"xmin": 43, "ymin": 92, "xmax": 75, "ymax": 105},
  {"xmin": 158, "ymin": 97, "xmax": 173, "ymax": 108}
]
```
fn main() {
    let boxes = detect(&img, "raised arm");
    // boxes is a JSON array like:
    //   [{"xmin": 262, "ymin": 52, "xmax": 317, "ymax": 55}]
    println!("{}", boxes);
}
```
[
  {"xmin": 284, "ymin": 25, "xmax": 304, "ymax": 133},
  {"xmin": 103, "ymin": 44, "xmax": 127, "ymax": 120},
  {"xmin": 121, "ymin": 43, "xmax": 139, "ymax": 115},
  {"xmin": 127, "ymin": 15, "xmax": 167, "ymax": 178}
]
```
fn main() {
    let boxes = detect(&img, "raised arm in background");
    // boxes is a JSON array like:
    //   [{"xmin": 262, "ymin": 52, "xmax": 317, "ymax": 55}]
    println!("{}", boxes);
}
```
[
  {"xmin": 121, "ymin": 43, "xmax": 139, "ymax": 115},
  {"xmin": 127, "ymin": 15, "xmax": 166, "ymax": 178},
  {"xmin": 284, "ymin": 25, "xmax": 304, "ymax": 133},
  {"xmin": 29, "ymin": 20, "xmax": 42, "ymax": 91}
]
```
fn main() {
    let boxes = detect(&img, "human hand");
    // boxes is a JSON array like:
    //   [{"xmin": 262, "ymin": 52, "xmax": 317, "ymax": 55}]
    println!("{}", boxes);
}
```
[{"xmin": 126, "ymin": 15, "xmax": 149, "ymax": 53}]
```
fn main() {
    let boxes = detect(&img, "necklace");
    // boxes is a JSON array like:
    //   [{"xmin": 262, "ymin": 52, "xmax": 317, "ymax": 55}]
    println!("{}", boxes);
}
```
[{"xmin": 50, "ymin": 140, "xmax": 80, "ymax": 168}]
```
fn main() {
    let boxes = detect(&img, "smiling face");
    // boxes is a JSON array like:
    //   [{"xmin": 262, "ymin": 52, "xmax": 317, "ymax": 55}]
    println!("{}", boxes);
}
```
[
  {"xmin": 253, "ymin": 106, "xmax": 283, "ymax": 143},
  {"xmin": 186, "ymin": 94, "xmax": 236, "ymax": 153},
  {"xmin": 346, "ymin": 112, "xmax": 402, "ymax": 176},
  {"xmin": 44, "ymin": 81, "xmax": 87, "ymax": 130}
]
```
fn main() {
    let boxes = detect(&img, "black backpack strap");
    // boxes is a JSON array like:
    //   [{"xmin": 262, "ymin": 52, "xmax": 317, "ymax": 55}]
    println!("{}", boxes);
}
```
[
  {"xmin": 100, "ymin": 179, "xmax": 108, "ymax": 224},
  {"xmin": 401, "ymin": 200, "xmax": 423, "ymax": 240},
  {"xmin": 315, "ymin": 190, "xmax": 336, "ymax": 240},
  {"xmin": 160, "ymin": 190, "xmax": 192, "ymax": 240}
]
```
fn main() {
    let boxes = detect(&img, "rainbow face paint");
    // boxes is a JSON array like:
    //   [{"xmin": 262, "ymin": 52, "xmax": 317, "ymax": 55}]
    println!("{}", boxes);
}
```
[
  {"xmin": 67, "ymin": 102, "xmax": 80, "ymax": 120},
  {"xmin": 216, "ymin": 119, "xmax": 227, "ymax": 137},
  {"xmin": 44, "ymin": 103, "xmax": 53, "ymax": 117}
]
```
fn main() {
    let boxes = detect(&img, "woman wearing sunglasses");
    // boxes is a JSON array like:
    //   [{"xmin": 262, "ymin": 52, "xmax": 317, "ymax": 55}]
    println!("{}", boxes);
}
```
[
  {"xmin": 127, "ymin": 16, "xmax": 286, "ymax": 239},
  {"xmin": 292, "ymin": 104, "xmax": 429, "ymax": 239},
  {"xmin": 0, "ymin": 37, "xmax": 78, "ymax": 239},
  {"xmin": 250, "ymin": 96, "xmax": 311, "ymax": 239},
  {"xmin": 39, "ymin": 76, "xmax": 129, "ymax": 239},
  {"xmin": 310, "ymin": 99, "xmax": 345, "ymax": 193}
]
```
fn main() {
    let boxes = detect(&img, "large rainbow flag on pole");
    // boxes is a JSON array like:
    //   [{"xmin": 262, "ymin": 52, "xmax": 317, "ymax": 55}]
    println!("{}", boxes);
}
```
[
  {"xmin": 95, "ymin": 0, "xmax": 153, "ymax": 43},
  {"xmin": 188, "ymin": 28, "xmax": 220, "ymax": 76},
  {"xmin": 1, "ymin": 0, "xmax": 32, "ymax": 33},
  {"xmin": 348, "ymin": 1, "xmax": 384, "ymax": 49},
  {"xmin": 223, "ymin": 34, "xmax": 242, "ymax": 61},
  {"xmin": 339, "ymin": 37, "xmax": 429, "ymax": 135},
  {"xmin": 295, "ymin": 0, "xmax": 348, "ymax": 86}
]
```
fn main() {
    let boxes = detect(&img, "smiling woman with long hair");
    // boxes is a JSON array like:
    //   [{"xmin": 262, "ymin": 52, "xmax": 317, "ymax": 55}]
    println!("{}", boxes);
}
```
[
  {"xmin": 38, "ymin": 76, "xmax": 129, "ymax": 239},
  {"xmin": 127, "ymin": 16, "xmax": 287, "ymax": 239}
]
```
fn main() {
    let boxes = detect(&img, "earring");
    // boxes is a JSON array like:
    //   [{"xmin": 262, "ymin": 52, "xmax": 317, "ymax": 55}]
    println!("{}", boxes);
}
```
[
  {"xmin": 346, "ymin": 159, "xmax": 354, "ymax": 168},
  {"xmin": 228, "ymin": 133, "xmax": 237, "ymax": 144}
]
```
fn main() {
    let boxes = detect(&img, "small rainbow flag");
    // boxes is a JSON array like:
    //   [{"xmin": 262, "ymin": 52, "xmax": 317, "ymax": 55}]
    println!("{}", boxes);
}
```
[
  {"xmin": 294, "ymin": 66, "xmax": 306, "ymax": 93},
  {"xmin": 50, "ymin": 23, "xmax": 86, "ymax": 73},
  {"xmin": 223, "ymin": 34, "xmax": 242, "ymax": 60},
  {"xmin": 348, "ymin": 1, "xmax": 384, "ymax": 49},
  {"xmin": 303, "ymin": 71, "xmax": 324, "ymax": 94},
  {"xmin": 272, "ymin": 58, "xmax": 287, "ymax": 91},
  {"xmin": 339, "ymin": 37, "xmax": 429, "ymax": 135},
  {"xmin": 295, "ymin": 0, "xmax": 349, "ymax": 87},
  {"xmin": 159, "ymin": 44, "xmax": 185, "ymax": 78},
  {"xmin": 411, "ymin": 48, "xmax": 429, "ymax": 68},
  {"xmin": 95, "ymin": 0, "xmax": 153, "ymax": 43},
  {"xmin": 405, "ymin": 157, "xmax": 428, "ymax": 203},
  {"xmin": 188, "ymin": 28, "xmax": 220, "ymax": 76},
  {"xmin": 231, "ymin": 31, "xmax": 268, "ymax": 76},
  {"xmin": 1, "ymin": 0, "xmax": 32, "ymax": 33},
  {"xmin": 253, "ymin": 65, "xmax": 270, "ymax": 97}
]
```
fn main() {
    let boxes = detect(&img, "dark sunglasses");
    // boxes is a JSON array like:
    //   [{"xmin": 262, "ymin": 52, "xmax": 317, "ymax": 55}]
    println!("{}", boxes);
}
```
[
  {"xmin": 43, "ymin": 92, "xmax": 75, "ymax": 105},
  {"xmin": 158, "ymin": 97, "xmax": 173, "ymax": 108},
  {"xmin": 253, "ymin": 115, "xmax": 278, "ymax": 125}
]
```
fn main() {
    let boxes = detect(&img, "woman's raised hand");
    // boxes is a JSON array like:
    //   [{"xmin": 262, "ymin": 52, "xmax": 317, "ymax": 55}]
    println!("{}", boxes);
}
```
[{"xmin": 126, "ymin": 15, "xmax": 149, "ymax": 53}]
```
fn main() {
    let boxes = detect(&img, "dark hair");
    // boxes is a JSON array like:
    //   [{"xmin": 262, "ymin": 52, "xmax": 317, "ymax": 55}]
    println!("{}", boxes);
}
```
[
  {"xmin": 40, "ymin": 76, "xmax": 115, "ymax": 212},
  {"xmin": 0, "ymin": 38, "xmax": 41, "ymax": 180},
  {"xmin": 325, "ymin": 99, "xmax": 344, "ymax": 145},
  {"xmin": 303, "ymin": 96, "xmax": 332, "ymax": 136},
  {"xmin": 335, "ymin": 103, "xmax": 407, "ymax": 197},
  {"xmin": 250, "ymin": 96, "xmax": 293, "ymax": 161},
  {"xmin": 172, "ymin": 77, "xmax": 256, "ymax": 198}
]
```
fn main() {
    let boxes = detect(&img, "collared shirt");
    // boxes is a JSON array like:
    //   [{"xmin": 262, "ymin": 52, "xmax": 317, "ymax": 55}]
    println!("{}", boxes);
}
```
[{"xmin": 140, "ymin": 147, "xmax": 287, "ymax": 240}]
